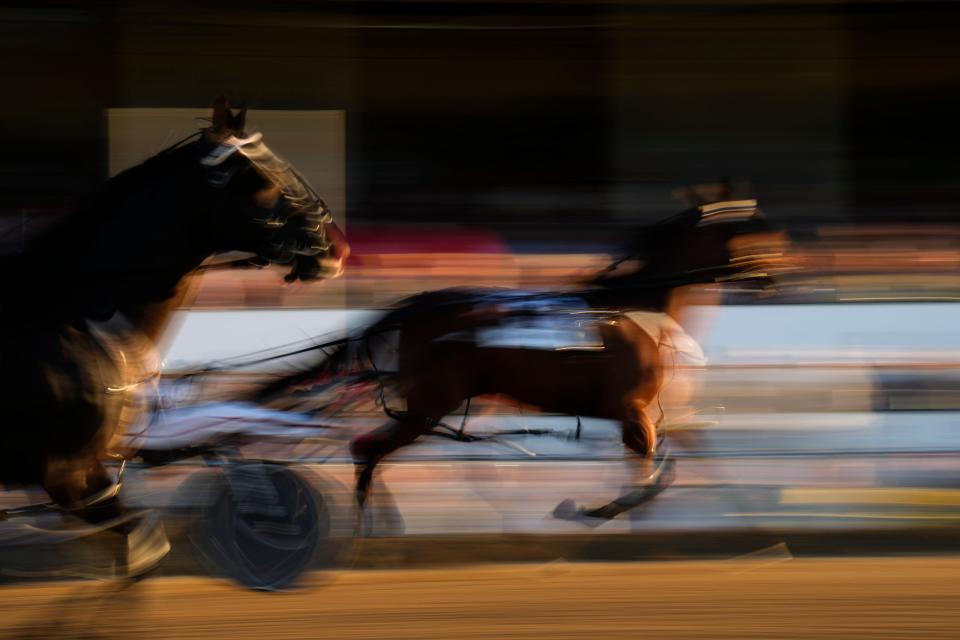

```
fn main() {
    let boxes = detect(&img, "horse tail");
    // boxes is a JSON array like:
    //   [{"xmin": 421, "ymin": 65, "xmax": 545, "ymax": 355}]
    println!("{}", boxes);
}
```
[{"xmin": 248, "ymin": 287, "xmax": 488, "ymax": 405}]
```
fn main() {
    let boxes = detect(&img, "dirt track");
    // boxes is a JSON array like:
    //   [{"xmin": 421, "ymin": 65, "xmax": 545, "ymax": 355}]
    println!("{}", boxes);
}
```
[{"xmin": 1, "ymin": 555, "xmax": 959, "ymax": 639}]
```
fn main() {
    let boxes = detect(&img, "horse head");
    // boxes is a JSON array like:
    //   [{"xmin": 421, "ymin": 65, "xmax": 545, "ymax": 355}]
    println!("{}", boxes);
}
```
[
  {"xmin": 591, "ymin": 197, "xmax": 788, "ymax": 297},
  {"xmin": 197, "ymin": 97, "xmax": 349, "ymax": 283},
  {"xmin": 10, "ymin": 98, "xmax": 349, "ymax": 329}
]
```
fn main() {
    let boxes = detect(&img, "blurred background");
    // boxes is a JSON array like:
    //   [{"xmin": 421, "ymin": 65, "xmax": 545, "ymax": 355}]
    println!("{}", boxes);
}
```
[
  {"xmin": 3, "ymin": 1, "xmax": 960, "ymax": 300},
  {"xmin": 3, "ymin": 1, "xmax": 960, "ymax": 638}
]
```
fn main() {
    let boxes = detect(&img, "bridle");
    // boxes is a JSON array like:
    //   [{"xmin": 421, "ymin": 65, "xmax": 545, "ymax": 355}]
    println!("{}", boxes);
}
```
[{"xmin": 197, "ymin": 129, "xmax": 339, "ymax": 278}]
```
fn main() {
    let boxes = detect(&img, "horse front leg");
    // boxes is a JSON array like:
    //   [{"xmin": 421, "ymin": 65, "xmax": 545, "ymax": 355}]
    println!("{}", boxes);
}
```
[
  {"xmin": 43, "ymin": 458, "xmax": 168, "ymax": 578},
  {"xmin": 43, "ymin": 457, "xmax": 122, "ymax": 524},
  {"xmin": 555, "ymin": 402, "xmax": 674, "ymax": 523}
]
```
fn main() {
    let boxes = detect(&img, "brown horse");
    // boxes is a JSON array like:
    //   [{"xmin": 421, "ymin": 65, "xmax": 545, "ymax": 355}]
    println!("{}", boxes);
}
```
[
  {"xmin": 257, "ymin": 199, "xmax": 777, "ymax": 521},
  {"xmin": 0, "ymin": 98, "xmax": 348, "ymax": 575},
  {"xmin": 358, "ymin": 289, "xmax": 667, "ymax": 520}
]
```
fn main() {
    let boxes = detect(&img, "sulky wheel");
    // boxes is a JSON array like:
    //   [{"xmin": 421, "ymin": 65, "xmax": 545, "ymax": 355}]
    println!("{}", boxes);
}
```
[{"xmin": 190, "ymin": 462, "xmax": 348, "ymax": 591}]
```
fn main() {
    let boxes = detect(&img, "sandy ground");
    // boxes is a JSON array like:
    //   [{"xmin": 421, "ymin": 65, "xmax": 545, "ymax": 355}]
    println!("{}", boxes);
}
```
[{"xmin": 1, "ymin": 555, "xmax": 958, "ymax": 639}]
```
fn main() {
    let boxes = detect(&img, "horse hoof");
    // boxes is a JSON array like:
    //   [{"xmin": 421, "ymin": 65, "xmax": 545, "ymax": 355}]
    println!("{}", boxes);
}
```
[
  {"xmin": 124, "ymin": 513, "xmax": 170, "ymax": 578},
  {"xmin": 552, "ymin": 500, "xmax": 611, "ymax": 528},
  {"xmin": 552, "ymin": 499, "xmax": 580, "ymax": 520}
]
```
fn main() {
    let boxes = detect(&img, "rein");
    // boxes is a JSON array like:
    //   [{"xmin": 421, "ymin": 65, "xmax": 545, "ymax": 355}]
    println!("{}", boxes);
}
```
[
  {"xmin": 175, "ymin": 335, "xmax": 357, "ymax": 378},
  {"xmin": 194, "ymin": 256, "xmax": 270, "ymax": 272}
]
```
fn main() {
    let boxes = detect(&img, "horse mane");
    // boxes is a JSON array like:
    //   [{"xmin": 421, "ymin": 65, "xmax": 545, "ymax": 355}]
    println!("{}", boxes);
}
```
[
  {"xmin": 0, "ymin": 130, "xmax": 219, "ymax": 326},
  {"xmin": 88, "ymin": 132, "xmax": 204, "ymax": 215},
  {"xmin": 23, "ymin": 132, "xmax": 205, "ymax": 254}
]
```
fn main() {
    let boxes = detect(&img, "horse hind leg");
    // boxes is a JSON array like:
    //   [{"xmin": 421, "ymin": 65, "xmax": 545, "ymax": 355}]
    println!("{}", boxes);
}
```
[
  {"xmin": 349, "ymin": 372, "xmax": 466, "ymax": 512},
  {"xmin": 349, "ymin": 418, "xmax": 428, "ymax": 511}
]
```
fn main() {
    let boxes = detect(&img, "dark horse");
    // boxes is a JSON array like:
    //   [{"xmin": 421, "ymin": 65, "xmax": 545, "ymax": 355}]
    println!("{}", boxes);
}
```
[
  {"xmin": 0, "ymin": 98, "xmax": 348, "ymax": 574},
  {"xmin": 257, "ymin": 198, "xmax": 777, "ymax": 521}
]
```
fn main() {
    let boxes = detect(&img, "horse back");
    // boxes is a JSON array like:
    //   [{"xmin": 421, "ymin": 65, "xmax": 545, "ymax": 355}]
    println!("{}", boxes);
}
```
[{"xmin": 392, "ymin": 296, "xmax": 662, "ymax": 418}]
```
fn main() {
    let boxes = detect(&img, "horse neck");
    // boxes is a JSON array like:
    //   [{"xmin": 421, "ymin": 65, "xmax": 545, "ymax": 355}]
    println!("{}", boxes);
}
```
[
  {"xmin": 28, "ymin": 150, "xmax": 218, "ymax": 327},
  {"xmin": 580, "ymin": 284, "xmax": 673, "ymax": 314},
  {"xmin": 124, "ymin": 276, "xmax": 201, "ymax": 345}
]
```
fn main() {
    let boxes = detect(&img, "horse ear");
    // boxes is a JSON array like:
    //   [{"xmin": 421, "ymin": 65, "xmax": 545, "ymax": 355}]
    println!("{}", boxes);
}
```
[
  {"xmin": 230, "ymin": 102, "xmax": 247, "ymax": 133},
  {"xmin": 211, "ymin": 95, "xmax": 230, "ymax": 133},
  {"xmin": 719, "ymin": 177, "xmax": 734, "ymax": 201}
]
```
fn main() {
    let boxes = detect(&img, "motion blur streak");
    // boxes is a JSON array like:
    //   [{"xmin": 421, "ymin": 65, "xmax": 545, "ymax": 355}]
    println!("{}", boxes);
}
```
[
  {"xmin": 3, "ymin": 0, "xmax": 960, "ymax": 637},
  {"xmin": 2, "ymin": 559, "xmax": 959, "ymax": 639}
]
